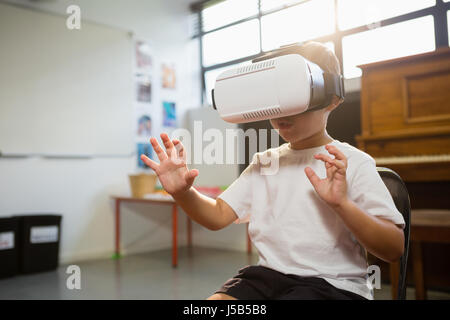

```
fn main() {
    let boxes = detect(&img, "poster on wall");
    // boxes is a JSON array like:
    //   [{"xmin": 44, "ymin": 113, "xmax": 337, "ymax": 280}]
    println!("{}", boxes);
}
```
[
  {"xmin": 135, "ymin": 40, "xmax": 153, "ymax": 72},
  {"xmin": 132, "ymin": 38, "xmax": 157, "ymax": 170},
  {"xmin": 161, "ymin": 62, "xmax": 176, "ymax": 89},
  {"xmin": 136, "ymin": 142, "xmax": 153, "ymax": 168},
  {"xmin": 162, "ymin": 101, "xmax": 176, "ymax": 127},
  {"xmin": 135, "ymin": 74, "xmax": 152, "ymax": 104},
  {"xmin": 137, "ymin": 114, "xmax": 152, "ymax": 138}
]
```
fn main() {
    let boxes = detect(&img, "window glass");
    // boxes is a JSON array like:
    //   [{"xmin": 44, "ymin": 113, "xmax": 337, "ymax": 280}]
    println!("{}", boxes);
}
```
[
  {"xmin": 202, "ymin": 19, "xmax": 260, "ymax": 67},
  {"xmin": 261, "ymin": 0, "xmax": 335, "ymax": 51},
  {"xmin": 337, "ymin": 0, "xmax": 436, "ymax": 31},
  {"xmin": 342, "ymin": 15, "xmax": 435, "ymax": 78},
  {"xmin": 448, "ymin": 10, "xmax": 450, "ymax": 46},
  {"xmin": 202, "ymin": 0, "xmax": 258, "ymax": 32},
  {"xmin": 260, "ymin": 0, "xmax": 304, "ymax": 12}
]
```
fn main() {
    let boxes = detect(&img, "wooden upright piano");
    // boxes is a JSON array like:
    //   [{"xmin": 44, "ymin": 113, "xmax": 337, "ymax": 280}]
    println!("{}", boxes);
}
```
[
  {"xmin": 356, "ymin": 48, "xmax": 450, "ymax": 209},
  {"xmin": 356, "ymin": 48, "xmax": 450, "ymax": 298}
]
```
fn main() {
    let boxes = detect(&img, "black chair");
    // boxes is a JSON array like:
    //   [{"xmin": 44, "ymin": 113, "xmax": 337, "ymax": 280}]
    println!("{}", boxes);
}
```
[{"xmin": 377, "ymin": 167, "xmax": 411, "ymax": 300}]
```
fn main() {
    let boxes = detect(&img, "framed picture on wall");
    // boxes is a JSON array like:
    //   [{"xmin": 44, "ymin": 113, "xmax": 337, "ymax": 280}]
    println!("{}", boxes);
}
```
[
  {"xmin": 135, "ymin": 40, "xmax": 153, "ymax": 71},
  {"xmin": 161, "ymin": 63, "xmax": 176, "ymax": 89},
  {"xmin": 137, "ymin": 114, "xmax": 152, "ymax": 138},
  {"xmin": 162, "ymin": 101, "xmax": 176, "ymax": 127},
  {"xmin": 136, "ymin": 142, "xmax": 153, "ymax": 168},
  {"xmin": 135, "ymin": 74, "xmax": 152, "ymax": 104}
]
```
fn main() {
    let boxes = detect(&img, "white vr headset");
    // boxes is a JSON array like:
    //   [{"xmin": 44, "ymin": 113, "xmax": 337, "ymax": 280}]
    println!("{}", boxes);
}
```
[{"xmin": 211, "ymin": 44, "xmax": 345, "ymax": 123}]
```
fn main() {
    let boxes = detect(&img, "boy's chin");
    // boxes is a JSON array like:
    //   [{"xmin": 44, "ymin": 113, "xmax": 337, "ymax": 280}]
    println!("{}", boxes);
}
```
[
  {"xmin": 275, "ymin": 128, "xmax": 294, "ymax": 139},
  {"xmin": 277, "ymin": 132, "xmax": 296, "ymax": 143},
  {"xmin": 274, "ymin": 126, "xmax": 311, "ymax": 143},
  {"xmin": 278, "ymin": 131, "xmax": 310, "ymax": 144}
]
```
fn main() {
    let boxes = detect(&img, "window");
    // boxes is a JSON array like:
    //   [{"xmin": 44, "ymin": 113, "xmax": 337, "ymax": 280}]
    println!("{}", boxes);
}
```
[
  {"xmin": 260, "ymin": 0, "xmax": 305, "ymax": 13},
  {"xmin": 448, "ymin": 10, "xmax": 450, "ymax": 46},
  {"xmin": 202, "ymin": 0, "xmax": 258, "ymax": 32},
  {"xmin": 342, "ymin": 15, "xmax": 435, "ymax": 78},
  {"xmin": 261, "ymin": 0, "xmax": 335, "ymax": 51},
  {"xmin": 195, "ymin": 0, "xmax": 448, "ymax": 101},
  {"xmin": 202, "ymin": 19, "xmax": 260, "ymax": 67},
  {"xmin": 337, "ymin": 0, "xmax": 436, "ymax": 31}
]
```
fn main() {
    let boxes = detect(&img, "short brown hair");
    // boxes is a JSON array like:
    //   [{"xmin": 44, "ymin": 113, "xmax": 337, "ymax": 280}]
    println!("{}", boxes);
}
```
[{"xmin": 298, "ymin": 41, "xmax": 341, "ymax": 76}]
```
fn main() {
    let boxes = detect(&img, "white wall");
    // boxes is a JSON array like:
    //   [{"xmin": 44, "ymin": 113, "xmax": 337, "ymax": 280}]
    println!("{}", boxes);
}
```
[
  {"xmin": 0, "ymin": 2, "xmax": 135, "ymax": 155},
  {"xmin": 185, "ymin": 107, "xmax": 250, "ymax": 252},
  {"xmin": 0, "ymin": 0, "xmax": 212, "ymax": 263}
]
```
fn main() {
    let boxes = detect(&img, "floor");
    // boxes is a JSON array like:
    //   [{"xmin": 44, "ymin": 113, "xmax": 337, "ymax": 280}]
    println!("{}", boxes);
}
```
[{"xmin": 0, "ymin": 247, "xmax": 449, "ymax": 300}]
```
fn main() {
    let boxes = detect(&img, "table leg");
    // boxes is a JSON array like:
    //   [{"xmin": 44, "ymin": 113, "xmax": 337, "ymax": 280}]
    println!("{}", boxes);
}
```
[
  {"xmin": 187, "ymin": 216, "xmax": 192, "ymax": 248},
  {"xmin": 114, "ymin": 199, "xmax": 121, "ymax": 258},
  {"xmin": 389, "ymin": 261, "xmax": 400, "ymax": 300},
  {"xmin": 412, "ymin": 241, "xmax": 426, "ymax": 300},
  {"xmin": 247, "ymin": 223, "xmax": 252, "ymax": 255},
  {"xmin": 172, "ymin": 204, "xmax": 178, "ymax": 267}
]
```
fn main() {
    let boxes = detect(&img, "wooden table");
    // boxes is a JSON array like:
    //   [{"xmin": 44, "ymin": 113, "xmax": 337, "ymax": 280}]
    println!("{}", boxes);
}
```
[
  {"xmin": 111, "ymin": 195, "xmax": 192, "ymax": 267},
  {"xmin": 409, "ymin": 209, "xmax": 450, "ymax": 300},
  {"xmin": 389, "ymin": 209, "xmax": 450, "ymax": 300}
]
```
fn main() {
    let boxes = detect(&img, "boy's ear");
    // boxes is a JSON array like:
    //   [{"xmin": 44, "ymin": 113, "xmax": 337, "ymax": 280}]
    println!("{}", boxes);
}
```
[{"xmin": 326, "ymin": 95, "xmax": 343, "ymax": 112}]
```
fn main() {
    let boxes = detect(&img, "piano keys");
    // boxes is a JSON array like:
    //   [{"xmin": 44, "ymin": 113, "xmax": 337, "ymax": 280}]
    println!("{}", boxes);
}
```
[{"xmin": 374, "ymin": 154, "xmax": 450, "ymax": 182}]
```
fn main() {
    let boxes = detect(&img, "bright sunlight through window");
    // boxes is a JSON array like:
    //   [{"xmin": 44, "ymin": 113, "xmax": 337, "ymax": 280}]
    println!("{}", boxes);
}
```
[
  {"xmin": 202, "ymin": 0, "xmax": 258, "ymax": 32},
  {"xmin": 261, "ymin": 0, "xmax": 335, "ymax": 51},
  {"xmin": 202, "ymin": 19, "xmax": 260, "ymax": 67},
  {"xmin": 337, "ymin": 0, "xmax": 436, "ymax": 31},
  {"xmin": 342, "ymin": 15, "xmax": 435, "ymax": 78}
]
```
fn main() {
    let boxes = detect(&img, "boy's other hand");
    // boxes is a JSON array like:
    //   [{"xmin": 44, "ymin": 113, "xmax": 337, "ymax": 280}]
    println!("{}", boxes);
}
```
[
  {"xmin": 140, "ymin": 133, "xmax": 198, "ymax": 197},
  {"xmin": 305, "ymin": 145, "xmax": 348, "ymax": 208}
]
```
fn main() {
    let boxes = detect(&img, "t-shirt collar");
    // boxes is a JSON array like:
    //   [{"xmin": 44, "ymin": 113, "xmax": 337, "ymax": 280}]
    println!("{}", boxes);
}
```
[{"xmin": 285, "ymin": 139, "xmax": 339, "ymax": 155}]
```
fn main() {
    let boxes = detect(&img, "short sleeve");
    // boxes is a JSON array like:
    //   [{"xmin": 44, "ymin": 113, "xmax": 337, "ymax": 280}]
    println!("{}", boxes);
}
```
[
  {"xmin": 217, "ymin": 153, "xmax": 258, "ymax": 224},
  {"xmin": 349, "ymin": 159, "xmax": 406, "ymax": 229}
]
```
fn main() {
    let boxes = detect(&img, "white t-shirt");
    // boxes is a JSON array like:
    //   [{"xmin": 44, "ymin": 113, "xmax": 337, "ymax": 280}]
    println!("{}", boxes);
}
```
[{"xmin": 218, "ymin": 140, "xmax": 405, "ymax": 300}]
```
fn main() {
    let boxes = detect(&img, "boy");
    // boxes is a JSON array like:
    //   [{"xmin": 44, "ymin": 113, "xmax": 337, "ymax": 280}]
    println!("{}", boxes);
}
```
[{"xmin": 140, "ymin": 42, "xmax": 405, "ymax": 300}]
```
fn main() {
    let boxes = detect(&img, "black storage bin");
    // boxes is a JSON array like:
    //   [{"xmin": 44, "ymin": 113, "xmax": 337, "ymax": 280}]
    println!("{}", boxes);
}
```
[
  {"xmin": 17, "ymin": 214, "xmax": 62, "ymax": 274},
  {"xmin": 0, "ymin": 217, "xmax": 19, "ymax": 278}
]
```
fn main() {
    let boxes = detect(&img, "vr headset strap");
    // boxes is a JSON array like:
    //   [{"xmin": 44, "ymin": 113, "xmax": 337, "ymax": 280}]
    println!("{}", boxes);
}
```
[
  {"xmin": 324, "ymin": 73, "xmax": 345, "ymax": 99},
  {"xmin": 306, "ymin": 73, "xmax": 345, "ymax": 113}
]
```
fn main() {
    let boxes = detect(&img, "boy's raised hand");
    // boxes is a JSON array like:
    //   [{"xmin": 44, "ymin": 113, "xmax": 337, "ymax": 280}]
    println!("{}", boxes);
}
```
[
  {"xmin": 305, "ymin": 145, "xmax": 348, "ymax": 208},
  {"xmin": 140, "ymin": 133, "xmax": 198, "ymax": 197}
]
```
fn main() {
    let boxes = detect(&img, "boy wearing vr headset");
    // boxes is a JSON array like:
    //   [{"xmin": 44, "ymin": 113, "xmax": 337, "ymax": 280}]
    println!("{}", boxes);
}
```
[{"xmin": 141, "ymin": 42, "xmax": 405, "ymax": 300}]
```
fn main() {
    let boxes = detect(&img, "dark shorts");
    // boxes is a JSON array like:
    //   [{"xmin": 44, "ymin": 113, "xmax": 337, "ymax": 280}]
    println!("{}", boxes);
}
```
[{"xmin": 215, "ymin": 265, "xmax": 367, "ymax": 300}]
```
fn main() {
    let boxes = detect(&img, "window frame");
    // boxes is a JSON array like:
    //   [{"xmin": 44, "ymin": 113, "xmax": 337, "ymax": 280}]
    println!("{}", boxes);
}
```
[{"xmin": 191, "ymin": 0, "xmax": 450, "ymax": 104}]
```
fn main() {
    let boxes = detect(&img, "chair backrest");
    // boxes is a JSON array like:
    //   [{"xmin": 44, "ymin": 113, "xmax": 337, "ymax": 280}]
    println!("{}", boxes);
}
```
[{"xmin": 377, "ymin": 167, "xmax": 411, "ymax": 300}]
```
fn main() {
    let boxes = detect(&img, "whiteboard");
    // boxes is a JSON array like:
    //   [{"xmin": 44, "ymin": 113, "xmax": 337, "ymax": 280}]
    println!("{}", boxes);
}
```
[{"xmin": 0, "ymin": 3, "xmax": 134, "ymax": 155}]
